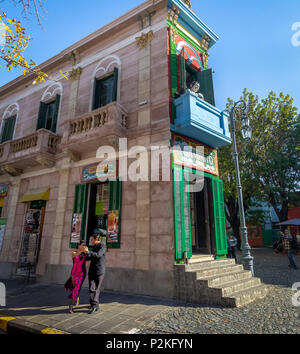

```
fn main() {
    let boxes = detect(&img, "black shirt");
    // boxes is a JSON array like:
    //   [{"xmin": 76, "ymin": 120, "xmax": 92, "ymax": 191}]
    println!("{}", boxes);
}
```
[{"xmin": 86, "ymin": 241, "xmax": 106, "ymax": 276}]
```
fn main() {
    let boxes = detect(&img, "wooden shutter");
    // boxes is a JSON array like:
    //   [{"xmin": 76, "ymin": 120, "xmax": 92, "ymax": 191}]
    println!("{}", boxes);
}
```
[
  {"xmin": 36, "ymin": 101, "xmax": 47, "ymax": 130},
  {"xmin": 69, "ymin": 183, "xmax": 89, "ymax": 249},
  {"xmin": 51, "ymin": 94, "xmax": 60, "ymax": 133},
  {"xmin": 173, "ymin": 166, "xmax": 192, "ymax": 260},
  {"xmin": 179, "ymin": 48, "xmax": 187, "ymax": 94},
  {"xmin": 1, "ymin": 116, "xmax": 16, "ymax": 143},
  {"xmin": 112, "ymin": 67, "xmax": 119, "ymax": 102},
  {"xmin": 196, "ymin": 68, "xmax": 215, "ymax": 106},
  {"xmin": 212, "ymin": 178, "xmax": 227, "ymax": 258},
  {"xmin": 92, "ymin": 78, "xmax": 100, "ymax": 110},
  {"xmin": 107, "ymin": 179, "xmax": 122, "ymax": 248}
]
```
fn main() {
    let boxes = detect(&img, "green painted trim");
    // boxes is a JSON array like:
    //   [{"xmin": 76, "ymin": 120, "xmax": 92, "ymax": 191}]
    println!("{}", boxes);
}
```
[
  {"xmin": 167, "ymin": 22, "xmax": 208, "ymax": 57},
  {"xmin": 179, "ymin": 167, "xmax": 186, "ymax": 256},
  {"xmin": 185, "ymin": 172, "xmax": 193, "ymax": 258},
  {"xmin": 173, "ymin": 166, "xmax": 181, "ymax": 260}
]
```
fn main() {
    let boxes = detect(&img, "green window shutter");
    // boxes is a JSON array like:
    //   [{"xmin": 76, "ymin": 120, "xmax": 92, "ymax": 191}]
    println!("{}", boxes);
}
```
[
  {"xmin": 92, "ymin": 78, "xmax": 100, "ymax": 110},
  {"xmin": 1, "ymin": 116, "xmax": 16, "ymax": 143},
  {"xmin": 212, "ymin": 178, "xmax": 227, "ymax": 258},
  {"xmin": 69, "ymin": 183, "xmax": 89, "ymax": 249},
  {"xmin": 107, "ymin": 179, "xmax": 122, "ymax": 249},
  {"xmin": 112, "ymin": 67, "xmax": 119, "ymax": 102},
  {"xmin": 51, "ymin": 94, "xmax": 60, "ymax": 133},
  {"xmin": 196, "ymin": 68, "xmax": 215, "ymax": 106},
  {"xmin": 173, "ymin": 167, "xmax": 192, "ymax": 261},
  {"xmin": 36, "ymin": 101, "xmax": 47, "ymax": 130},
  {"xmin": 179, "ymin": 48, "xmax": 187, "ymax": 94}
]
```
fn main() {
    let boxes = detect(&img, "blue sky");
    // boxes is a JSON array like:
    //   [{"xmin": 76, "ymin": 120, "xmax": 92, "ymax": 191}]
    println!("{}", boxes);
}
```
[{"xmin": 0, "ymin": 0, "xmax": 299, "ymax": 110}]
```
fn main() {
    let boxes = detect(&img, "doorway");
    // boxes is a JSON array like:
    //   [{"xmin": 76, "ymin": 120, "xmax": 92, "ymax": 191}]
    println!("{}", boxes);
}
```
[{"xmin": 190, "ymin": 177, "xmax": 215, "ymax": 254}]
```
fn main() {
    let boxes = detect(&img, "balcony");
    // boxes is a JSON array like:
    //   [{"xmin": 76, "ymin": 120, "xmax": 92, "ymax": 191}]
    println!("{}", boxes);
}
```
[
  {"xmin": 61, "ymin": 102, "xmax": 128, "ymax": 155},
  {"xmin": 171, "ymin": 91, "xmax": 232, "ymax": 148},
  {"xmin": 0, "ymin": 129, "xmax": 59, "ymax": 175}
]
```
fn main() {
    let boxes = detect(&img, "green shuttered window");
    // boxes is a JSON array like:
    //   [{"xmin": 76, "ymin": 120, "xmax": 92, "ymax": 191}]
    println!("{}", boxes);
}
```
[
  {"xmin": 212, "ymin": 178, "xmax": 227, "ymax": 258},
  {"xmin": 69, "ymin": 183, "xmax": 89, "ymax": 249},
  {"xmin": 1, "ymin": 116, "xmax": 16, "ymax": 143},
  {"xmin": 36, "ymin": 94, "xmax": 60, "ymax": 133},
  {"xmin": 93, "ymin": 67, "xmax": 119, "ymax": 110},
  {"xmin": 195, "ymin": 68, "xmax": 215, "ymax": 106}
]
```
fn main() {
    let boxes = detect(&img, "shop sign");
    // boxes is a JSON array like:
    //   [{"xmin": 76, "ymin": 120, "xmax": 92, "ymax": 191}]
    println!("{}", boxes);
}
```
[
  {"xmin": 107, "ymin": 210, "xmax": 119, "ymax": 244},
  {"xmin": 71, "ymin": 213, "xmax": 82, "ymax": 243},
  {"xmin": 82, "ymin": 162, "xmax": 117, "ymax": 183},
  {"xmin": 172, "ymin": 134, "xmax": 219, "ymax": 176},
  {"xmin": 0, "ymin": 185, "xmax": 8, "ymax": 198},
  {"xmin": 0, "ymin": 218, "xmax": 6, "ymax": 252}
]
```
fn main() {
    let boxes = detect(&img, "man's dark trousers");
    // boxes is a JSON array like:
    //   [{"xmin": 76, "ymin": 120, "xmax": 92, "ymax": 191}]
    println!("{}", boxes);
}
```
[{"xmin": 89, "ymin": 274, "xmax": 105, "ymax": 308}]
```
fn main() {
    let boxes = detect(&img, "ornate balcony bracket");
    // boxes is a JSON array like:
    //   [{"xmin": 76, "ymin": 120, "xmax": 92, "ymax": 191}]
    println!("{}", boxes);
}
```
[
  {"xmin": 2, "ymin": 165, "xmax": 23, "ymax": 176},
  {"xmin": 36, "ymin": 156, "xmax": 56, "ymax": 168}
]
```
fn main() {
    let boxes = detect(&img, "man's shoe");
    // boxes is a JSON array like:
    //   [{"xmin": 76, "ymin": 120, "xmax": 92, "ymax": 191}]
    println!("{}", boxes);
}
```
[{"xmin": 88, "ymin": 307, "xmax": 99, "ymax": 314}]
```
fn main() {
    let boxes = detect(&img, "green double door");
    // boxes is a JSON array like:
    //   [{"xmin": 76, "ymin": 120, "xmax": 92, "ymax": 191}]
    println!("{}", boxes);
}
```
[{"xmin": 173, "ymin": 166, "xmax": 227, "ymax": 261}]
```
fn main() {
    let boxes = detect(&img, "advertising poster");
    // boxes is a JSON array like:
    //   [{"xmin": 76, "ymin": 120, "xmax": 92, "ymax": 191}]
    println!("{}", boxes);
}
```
[
  {"xmin": 71, "ymin": 213, "xmax": 82, "ymax": 243},
  {"xmin": 0, "ymin": 218, "xmax": 6, "ymax": 252},
  {"xmin": 107, "ymin": 210, "xmax": 119, "ymax": 243}
]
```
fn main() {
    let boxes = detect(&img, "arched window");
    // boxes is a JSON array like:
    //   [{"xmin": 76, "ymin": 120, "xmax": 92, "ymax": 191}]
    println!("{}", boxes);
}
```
[
  {"xmin": 91, "ymin": 55, "xmax": 121, "ymax": 110},
  {"xmin": 1, "ymin": 103, "xmax": 19, "ymax": 143},
  {"xmin": 36, "ymin": 83, "xmax": 62, "ymax": 133}
]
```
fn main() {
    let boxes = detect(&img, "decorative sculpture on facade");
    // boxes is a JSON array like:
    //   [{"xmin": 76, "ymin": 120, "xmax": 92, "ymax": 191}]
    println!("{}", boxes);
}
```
[{"xmin": 136, "ymin": 30, "xmax": 154, "ymax": 50}]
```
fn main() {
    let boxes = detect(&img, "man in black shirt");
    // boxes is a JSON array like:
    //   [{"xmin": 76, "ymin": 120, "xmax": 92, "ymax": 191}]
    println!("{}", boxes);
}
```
[{"xmin": 84, "ymin": 234, "xmax": 107, "ymax": 314}]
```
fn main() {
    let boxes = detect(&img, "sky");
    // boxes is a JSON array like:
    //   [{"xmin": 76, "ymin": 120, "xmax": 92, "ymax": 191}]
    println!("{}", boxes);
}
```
[{"xmin": 0, "ymin": 0, "xmax": 299, "ymax": 111}]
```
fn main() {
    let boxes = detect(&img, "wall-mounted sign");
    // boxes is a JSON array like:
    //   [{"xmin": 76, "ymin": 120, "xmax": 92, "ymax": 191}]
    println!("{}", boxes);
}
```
[
  {"xmin": 0, "ymin": 185, "xmax": 8, "ymax": 198},
  {"xmin": 172, "ymin": 134, "xmax": 219, "ymax": 176},
  {"xmin": 71, "ymin": 213, "xmax": 82, "ymax": 243},
  {"xmin": 82, "ymin": 161, "xmax": 118, "ymax": 183},
  {"xmin": 107, "ymin": 210, "xmax": 119, "ymax": 244},
  {"xmin": 0, "ymin": 218, "xmax": 6, "ymax": 252}
]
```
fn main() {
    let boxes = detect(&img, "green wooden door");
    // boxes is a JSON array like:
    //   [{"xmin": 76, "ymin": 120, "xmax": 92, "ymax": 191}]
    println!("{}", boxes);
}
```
[
  {"xmin": 173, "ymin": 166, "xmax": 192, "ymax": 261},
  {"xmin": 107, "ymin": 179, "xmax": 122, "ymax": 249},
  {"xmin": 69, "ymin": 183, "xmax": 89, "ymax": 249},
  {"xmin": 211, "ymin": 178, "xmax": 227, "ymax": 258}
]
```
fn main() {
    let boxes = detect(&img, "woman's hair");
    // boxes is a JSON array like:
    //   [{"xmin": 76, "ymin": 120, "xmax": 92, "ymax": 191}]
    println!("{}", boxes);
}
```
[
  {"xmin": 76, "ymin": 240, "xmax": 86, "ymax": 249},
  {"xmin": 91, "ymin": 234, "xmax": 99, "ymax": 241}
]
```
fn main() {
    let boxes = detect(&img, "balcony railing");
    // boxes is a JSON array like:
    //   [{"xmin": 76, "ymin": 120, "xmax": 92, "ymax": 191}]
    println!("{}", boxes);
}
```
[
  {"xmin": 61, "ymin": 102, "xmax": 128, "ymax": 153},
  {"xmin": 0, "ymin": 129, "xmax": 59, "ymax": 174},
  {"xmin": 172, "ymin": 91, "xmax": 232, "ymax": 148}
]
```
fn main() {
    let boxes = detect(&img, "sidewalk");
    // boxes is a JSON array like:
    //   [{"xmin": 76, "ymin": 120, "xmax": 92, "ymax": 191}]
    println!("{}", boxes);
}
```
[{"xmin": 0, "ymin": 279, "xmax": 182, "ymax": 334}]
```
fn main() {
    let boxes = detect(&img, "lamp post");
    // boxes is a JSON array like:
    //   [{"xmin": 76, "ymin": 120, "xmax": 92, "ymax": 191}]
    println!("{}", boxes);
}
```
[{"xmin": 224, "ymin": 101, "xmax": 254, "ymax": 276}]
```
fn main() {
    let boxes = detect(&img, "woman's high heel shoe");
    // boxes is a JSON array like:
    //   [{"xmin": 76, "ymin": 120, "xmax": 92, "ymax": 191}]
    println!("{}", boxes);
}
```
[{"xmin": 69, "ymin": 304, "xmax": 74, "ymax": 314}]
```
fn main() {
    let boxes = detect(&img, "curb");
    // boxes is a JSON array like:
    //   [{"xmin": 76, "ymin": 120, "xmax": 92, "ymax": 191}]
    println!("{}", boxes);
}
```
[{"xmin": 0, "ymin": 315, "xmax": 69, "ymax": 334}]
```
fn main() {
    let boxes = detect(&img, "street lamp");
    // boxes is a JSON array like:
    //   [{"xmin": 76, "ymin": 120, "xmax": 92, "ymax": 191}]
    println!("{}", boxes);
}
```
[{"xmin": 224, "ymin": 101, "xmax": 254, "ymax": 276}]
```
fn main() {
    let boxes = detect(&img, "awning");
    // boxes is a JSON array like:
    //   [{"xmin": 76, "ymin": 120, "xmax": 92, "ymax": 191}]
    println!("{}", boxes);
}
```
[
  {"xmin": 0, "ymin": 197, "xmax": 4, "ymax": 207},
  {"xmin": 19, "ymin": 188, "xmax": 50, "ymax": 203},
  {"xmin": 276, "ymin": 218, "xmax": 300, "ymax": 226}
]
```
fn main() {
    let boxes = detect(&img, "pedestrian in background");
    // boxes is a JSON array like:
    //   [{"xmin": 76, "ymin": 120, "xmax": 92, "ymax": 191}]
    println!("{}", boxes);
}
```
[
  {"xmin": 227, "ymin": 233, "xmax": 238, "ymax": 264},
  {"xmin": 282, "ymin": 229, "xmax": 298, "ymax": 270}
]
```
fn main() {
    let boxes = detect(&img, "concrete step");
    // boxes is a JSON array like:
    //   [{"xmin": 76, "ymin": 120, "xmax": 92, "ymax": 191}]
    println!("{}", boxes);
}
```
[
  {"xmin": 196, "ymin": 264, "xmax": 244, "ymax": 278},
  {"xmin": 186, "ymin": 258, "xmax": 236, "ymax": 272},
  {"xmin": 211, "ymin": 277, "xmax": 262, "ymax": 297},
  {"xmin": 187, "ymin": 255, "xmax": 215, "ymax": 264},
  {"xmin": 198, "ymin": 270, "xmax": 252, "ymax": 288},
  {"xmin": 222, "ymin": 284, "xmax": 269, "ymax": 307}
]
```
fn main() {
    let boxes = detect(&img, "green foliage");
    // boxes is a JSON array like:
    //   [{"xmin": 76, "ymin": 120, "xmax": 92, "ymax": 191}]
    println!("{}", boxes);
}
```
[{"xmin": 219, "ymin": 89, "xmax": 300, "ymax": 240}]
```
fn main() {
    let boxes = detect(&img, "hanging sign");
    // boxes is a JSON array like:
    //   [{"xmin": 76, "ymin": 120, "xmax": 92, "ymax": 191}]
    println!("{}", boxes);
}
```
[
  {"xmin": 107, "ymin": 210, "xmax": 119, "ymax": 244},
  {"xmin": 172, "ymin": 134, "xmax": 219, "ymax": 176},
  {"xmin": 0, "ymin": 218, "xmax": 6, "ymax": 252},
  {"xmin": 0, "ymin": 185, "xmax": 8, "ymax": 198},
  {"xmin": 71, "ymin": 213, "xmax": 82, "ymax": 243}
]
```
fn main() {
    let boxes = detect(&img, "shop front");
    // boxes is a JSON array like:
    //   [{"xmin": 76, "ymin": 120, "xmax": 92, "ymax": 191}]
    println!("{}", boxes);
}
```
[
  {"xmin": 17, "ymin": 188, "xmax": 49, "ymax": 275},
  {"xmin": 172, "ymin": 134, "xmax": 227, "ymax": 262},
  {"xmin": 70, "ymin": 163, "xmax": 122, "ymax": 250}
]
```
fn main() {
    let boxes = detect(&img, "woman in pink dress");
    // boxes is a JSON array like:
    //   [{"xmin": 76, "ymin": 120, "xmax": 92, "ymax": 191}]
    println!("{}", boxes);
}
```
[{"xmin": 64, "ymin": 241, "xmax": 87, "ymax": 314}]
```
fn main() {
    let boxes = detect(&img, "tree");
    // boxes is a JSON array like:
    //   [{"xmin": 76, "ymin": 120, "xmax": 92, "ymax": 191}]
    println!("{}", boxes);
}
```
[
  {"xmin": 0, "ymin": 1, "xmax": 67, "ymax": 83},
  {"xmin": 218, "ymin": 89, "xmax": 300, "ymax": 244}
]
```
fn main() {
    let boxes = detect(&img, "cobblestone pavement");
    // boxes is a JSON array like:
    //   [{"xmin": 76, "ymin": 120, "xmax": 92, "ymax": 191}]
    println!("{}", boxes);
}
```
[{"xmin": 139, "ymin": 248, "xmax": 300, "ymax": 334}]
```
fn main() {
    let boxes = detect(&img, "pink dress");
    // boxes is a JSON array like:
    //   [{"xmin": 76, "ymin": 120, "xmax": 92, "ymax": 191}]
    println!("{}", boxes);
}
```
[{"xmin": 65, "ymin": 254, "xmax": 86, "ymax": 302}]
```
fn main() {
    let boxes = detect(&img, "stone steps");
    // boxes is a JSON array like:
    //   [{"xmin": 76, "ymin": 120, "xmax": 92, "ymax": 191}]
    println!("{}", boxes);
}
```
[
  {"xmin": 198, "ymin": 269, "xmax": 252, "ymax": 288},
  {"xmin": 174, "ymin": 257, "xmax": 268, "ymax": 308}
]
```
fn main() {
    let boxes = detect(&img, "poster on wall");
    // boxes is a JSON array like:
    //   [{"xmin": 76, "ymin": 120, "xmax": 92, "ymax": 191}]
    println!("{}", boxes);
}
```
[
  {"xmin": 82, "ymin": 162, "xmax": 118, "ymax": 183},
  {"xmin": 172, "ymin": 134, "xmax": 219, "ymax": 176},
  {"xmin": 71, "ymin": 213, "xmax": 82, "ymax": 243},
  {"xmin": 0, "ymin": 185, "xmax": 8, "ymax": 198},
  {"xmin": 0, "ymin": 218, "xmax": 6, "ymax": 252},
  {"xmin": 107, "ymin": 210, "xmax": 119, "ymax": 244}
]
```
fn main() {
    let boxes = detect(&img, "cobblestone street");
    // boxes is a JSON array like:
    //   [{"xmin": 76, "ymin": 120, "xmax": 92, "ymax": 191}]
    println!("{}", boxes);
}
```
[{"xmin": 139, "ymin": 248, "xmax": 300, "ymax": 334}]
